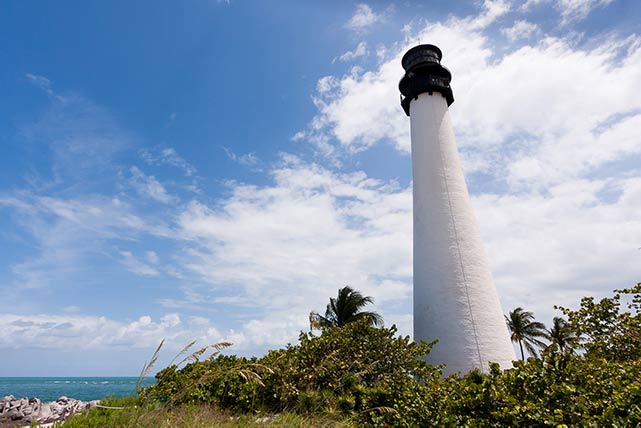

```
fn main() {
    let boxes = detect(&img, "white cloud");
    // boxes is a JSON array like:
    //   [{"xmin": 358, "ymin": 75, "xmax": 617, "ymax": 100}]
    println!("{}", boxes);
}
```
[
  {"xmin": 1, "ymin": 189, "xmax": 415, "ymax": 356},
  {"xmin": 301, "ymin": 9, "xmax": 641, "ymax": 185},
  {"xmin": 222, "ymin": 147, "xmax": 261, "ymax": 168},
  {"xmin": 129, "ymin": 166, "xmax": 173, "ymax": 203},
  {"xmin": 521, "ymin": 0, "xmax": 546, "ymax": 10},
  {"xmin": 291, "ymin": 131, "xmax": 305, "ymax": 142},
  {"xmin": 557, "ymin": 0, "xmax": 614, "ymax": 24},
  {"xmin": 307, "ymin": 57, "xmax": 406, "ymax": 154},
  {"xmin": 238, "ymin": 153, "xmax": 260, "ymax": 167},
  {"xmin": 25, "ymin": 73, "xmax": 54, "ymax": 96},
  {"xmin": 0, "ymin": 313, "xmax": 227, "ymax": 352},
  {"xmin": 520, "ymin": 0, "xmax": 614, "ymax": 24},
  {"xmin": 20, "ymin": 94, "xmax": 131, "ymax": 179},
  {"xmin": 141, "ymin": 147, "xmax": 197, "ymax": 177},
  {"xmin": 173, "ymin": 154, "xmax": 413, "ymax": 335},
  {"xmin": 476, "ymin": 177, "xmax": 641, "ymax": 317},
  {"xmin": 164, "ymin": 112, "xmax": 177, "ymax": 127},
  {"xmin": 119, "ymin": 250, "xmax": 160, "ymax": 277},
  {"xmin": 346, "ymin": 4, "xmax": 383, "ymax": 31},
  {"xmin": 469, "ymin": 0, "xmax": 511, "ymax": 30},
  {"xmin": 336, "ymin": 42, "xmax": 369, "ymax": 63},
  {"xmin": 300, "ymin": 1, "xmax": 514, "ymax": 157},
  {"xmin": 501, "ymin": 20, "xmax": 539, "ymax": 41},
  {"xmin": 146, "ymin": 251, "xmax": 159, "ymax": 264},
  {"xmin": 0, "ymin": 193, "xmax": 171, "ymax": 294}
]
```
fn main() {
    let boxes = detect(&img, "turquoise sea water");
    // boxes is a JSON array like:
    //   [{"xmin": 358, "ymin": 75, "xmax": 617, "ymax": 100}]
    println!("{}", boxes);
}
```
[{"xmin": 0, "ymin": 377, "xmax": 156, "ymax": 402}]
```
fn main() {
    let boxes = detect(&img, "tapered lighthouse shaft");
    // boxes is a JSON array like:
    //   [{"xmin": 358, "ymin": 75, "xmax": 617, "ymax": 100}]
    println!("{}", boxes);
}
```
[
  {"xmin": 410, "ymin": 93, "xmax": 514, "ymax": 374},
  {"xmin": 400, "ymin": 45, "xmax": 514, "ymax": 375}
]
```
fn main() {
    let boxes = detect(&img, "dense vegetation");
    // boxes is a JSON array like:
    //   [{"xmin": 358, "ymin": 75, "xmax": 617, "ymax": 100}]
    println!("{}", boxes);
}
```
[{"xmin": 68, "ymin": 283, "xmax": 641, "ymax": 426}]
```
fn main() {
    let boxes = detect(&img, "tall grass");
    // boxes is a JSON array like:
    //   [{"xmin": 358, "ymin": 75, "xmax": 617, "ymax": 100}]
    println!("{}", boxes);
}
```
[
  {"xmin": 62, "ymin": 396, "xmax": 353, "ymax": 427},
  {"xmin": 135, "ymin": 338, "xmax": 164, "ymax": 393}
]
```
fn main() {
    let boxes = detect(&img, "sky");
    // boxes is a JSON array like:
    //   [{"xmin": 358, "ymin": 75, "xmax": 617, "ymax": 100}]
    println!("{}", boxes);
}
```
[{"xmin": 1, "ymin": 0, "xmax": 640, "ymax": 376}]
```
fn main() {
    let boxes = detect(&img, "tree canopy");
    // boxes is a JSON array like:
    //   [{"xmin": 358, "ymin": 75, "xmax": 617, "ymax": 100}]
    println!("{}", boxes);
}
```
[
  {"xmin": 545, "ymin": 316, "xmax": 580, "ymax": 353},
  {"xmin": 505, "ymin": 307, "xmax": 547, "ymax": 360},
  {"xmin": 309, "ymin": 286, "xmax": 382, "ymax": 330}
]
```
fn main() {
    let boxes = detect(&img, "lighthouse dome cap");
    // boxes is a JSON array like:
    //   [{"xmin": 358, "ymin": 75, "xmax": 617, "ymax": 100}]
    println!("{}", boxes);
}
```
[{"xmin": 401, "ymin": 44, "xmax": 443, "ymax": 72}]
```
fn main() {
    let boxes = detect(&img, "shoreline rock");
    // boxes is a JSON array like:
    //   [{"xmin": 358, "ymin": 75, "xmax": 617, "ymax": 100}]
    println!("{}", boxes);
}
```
[{"xmin": 0, "ymin": 395, "xmax": 98, "ymax": 427}]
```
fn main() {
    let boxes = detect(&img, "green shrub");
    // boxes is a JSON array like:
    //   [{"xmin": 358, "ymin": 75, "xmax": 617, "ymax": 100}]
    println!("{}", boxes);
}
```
[
  {"xmin": 138, "ymin": 284, "xmax": 641, "ymax": 426},
  {"xmin": 142, "ymin": 320, "xmax": 439, "ymax": 425}
]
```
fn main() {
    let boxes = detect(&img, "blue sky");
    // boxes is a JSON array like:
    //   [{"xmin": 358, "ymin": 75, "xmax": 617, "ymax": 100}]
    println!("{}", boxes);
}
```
[{"xmin": 1, "ymin": 0, "xmax": 641, "ymax": 376}]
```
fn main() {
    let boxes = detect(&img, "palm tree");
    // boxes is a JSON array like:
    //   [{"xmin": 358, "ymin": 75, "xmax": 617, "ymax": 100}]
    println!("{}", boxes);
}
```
[
  {"xmin": 309, "ymin": 286, "xmax": 383, "ymax": 330},
  {"xmin": 505, "ymin": 307, "xmax": 547, "ymax": 360},
  {"xmin": 545, "ymin": 316, "xmax": 580, "ymax": 353}
]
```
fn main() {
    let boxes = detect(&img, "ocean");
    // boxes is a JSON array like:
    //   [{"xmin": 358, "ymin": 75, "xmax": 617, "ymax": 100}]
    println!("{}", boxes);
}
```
[{"xmin": 0, "ymin": 377, "xmax": 156, "ymax": 402}]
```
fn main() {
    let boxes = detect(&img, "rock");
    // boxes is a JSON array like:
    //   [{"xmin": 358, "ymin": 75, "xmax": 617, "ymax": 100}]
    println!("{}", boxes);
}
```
[
  {"xmin": 0, "ymin": 396, "xmax": 97, "ymax": 427},
  {"xmin": 36, "ymin": 403, "xmax": 53, "ymax": 423},
  {"xmin": 31, "ymin": 399, "xmax": 40, "ymax": 413},
  {"xmin": 6, "ymin": 407, "xmax": 22, "ymax": 420}
]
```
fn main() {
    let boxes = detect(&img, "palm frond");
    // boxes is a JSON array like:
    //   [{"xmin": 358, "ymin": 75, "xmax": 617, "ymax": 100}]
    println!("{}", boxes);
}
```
[
  {"xmin": 506, "ymin": 307, "xmax": 547, "ymax": 359},
  {"xmin": 354, "ymin": 311, "xmax": 384, "ymax": 327},
  {"xmin": 524, "ymin": 340, "xmax": 540, "ymax": 358},
  {"xmin": 546, "ymin": 316, "xmax": 581, "ymax": 352},
  {"xmin": 314, "ymin": 286, "xmax": 383, "ymax": 328}
]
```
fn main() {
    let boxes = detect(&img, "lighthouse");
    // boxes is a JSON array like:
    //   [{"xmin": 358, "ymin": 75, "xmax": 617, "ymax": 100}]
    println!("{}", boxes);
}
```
[{"xmin": 399, "ymin": 44, "xmax": 515, "ymax": 375}]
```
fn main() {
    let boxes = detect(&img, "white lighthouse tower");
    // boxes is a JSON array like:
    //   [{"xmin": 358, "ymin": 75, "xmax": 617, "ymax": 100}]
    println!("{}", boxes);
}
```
[{"xmin": 399, "ymin": 44, "xmax": 515, "ymax": 375}]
